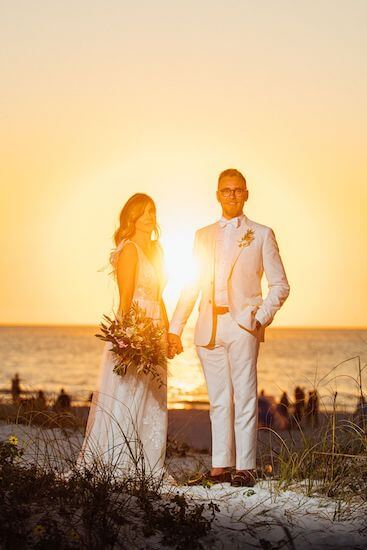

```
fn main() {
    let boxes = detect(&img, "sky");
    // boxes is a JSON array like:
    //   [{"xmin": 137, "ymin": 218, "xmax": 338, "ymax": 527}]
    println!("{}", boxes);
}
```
[{"xmin": 1, "ymin": 0, "xmax": 366, "ymax": 327}]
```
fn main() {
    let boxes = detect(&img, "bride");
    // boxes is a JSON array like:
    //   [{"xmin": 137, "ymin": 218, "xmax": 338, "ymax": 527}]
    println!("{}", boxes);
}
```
[{"xmin": 78, "ymin": 193, "xmax": 170, "ymax": 479}]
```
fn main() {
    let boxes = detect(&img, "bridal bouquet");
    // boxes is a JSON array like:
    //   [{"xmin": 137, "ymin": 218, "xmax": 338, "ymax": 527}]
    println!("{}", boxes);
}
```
[{"xmin": 96, "ymin": 302, "xmax": 166, "ymax": 387}]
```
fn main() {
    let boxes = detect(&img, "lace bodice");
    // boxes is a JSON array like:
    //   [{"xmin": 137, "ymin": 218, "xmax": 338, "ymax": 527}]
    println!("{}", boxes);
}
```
[{"xmin": 110, "ymin": 239, "xmax": 165, "ymax": 319}]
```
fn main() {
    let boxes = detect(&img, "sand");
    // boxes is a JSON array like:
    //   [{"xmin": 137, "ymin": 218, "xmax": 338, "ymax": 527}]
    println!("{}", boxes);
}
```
[{"xmin": 1, "ymin": 420, "xmax": 366, "ymax": 549}]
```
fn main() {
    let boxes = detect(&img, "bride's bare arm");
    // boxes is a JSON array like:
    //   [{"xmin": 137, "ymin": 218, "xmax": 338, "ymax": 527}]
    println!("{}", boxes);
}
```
[
  {"xmin": 116, "ymin": 243, "xmax": 138, "ymax": 317},
  {"xmin": 160, "ymin": 299, "xmax": 169, "ymax": 330}
]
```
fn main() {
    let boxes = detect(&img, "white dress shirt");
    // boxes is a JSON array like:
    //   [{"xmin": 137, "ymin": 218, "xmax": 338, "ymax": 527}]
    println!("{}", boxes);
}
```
[{"xmin": 214, "ymin": 214, "xmax": 244, "ymax": 307}]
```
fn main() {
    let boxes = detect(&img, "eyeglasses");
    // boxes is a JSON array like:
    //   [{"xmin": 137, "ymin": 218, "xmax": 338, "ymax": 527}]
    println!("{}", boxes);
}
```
[{"xmin": 218, "ymin": 188, "xmax": 247, "ymax": 198}]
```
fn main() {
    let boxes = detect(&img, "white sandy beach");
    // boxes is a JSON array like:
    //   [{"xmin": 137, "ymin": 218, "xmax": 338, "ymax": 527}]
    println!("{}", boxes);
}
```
[{"xmin": 1, "ymin": 420, "xmax": 366, "ymax": 549}]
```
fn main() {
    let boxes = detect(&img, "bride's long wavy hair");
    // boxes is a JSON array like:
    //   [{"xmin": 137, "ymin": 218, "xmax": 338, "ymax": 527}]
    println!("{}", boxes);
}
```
[{"xmin": 113, "ymin": 193, "xmax": 160, "ymax": 247}]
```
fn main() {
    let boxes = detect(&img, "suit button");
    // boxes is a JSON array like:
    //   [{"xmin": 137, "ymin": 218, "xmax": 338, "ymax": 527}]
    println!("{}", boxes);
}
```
[{"xmin": 209, "ymin": 300, "xmax": 212, "ymax": 304}]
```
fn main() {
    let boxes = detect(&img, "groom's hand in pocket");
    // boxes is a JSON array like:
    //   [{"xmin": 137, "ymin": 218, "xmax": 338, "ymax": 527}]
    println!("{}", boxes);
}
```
[{"xmin": 168, "ymin": 333, "xmax": 183, "ymax": 356}]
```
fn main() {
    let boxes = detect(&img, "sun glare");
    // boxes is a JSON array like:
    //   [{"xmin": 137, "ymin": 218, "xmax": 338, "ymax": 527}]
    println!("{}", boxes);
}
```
[{"xmin": 161, "ymin": 231, "xmax": 197, "ymax": 311}]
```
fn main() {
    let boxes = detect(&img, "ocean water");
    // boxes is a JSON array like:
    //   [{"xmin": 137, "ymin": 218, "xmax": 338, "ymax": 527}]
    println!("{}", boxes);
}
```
[{"xmin": 0, "ymin": 325, "xmax": 366, "ymax": 412}]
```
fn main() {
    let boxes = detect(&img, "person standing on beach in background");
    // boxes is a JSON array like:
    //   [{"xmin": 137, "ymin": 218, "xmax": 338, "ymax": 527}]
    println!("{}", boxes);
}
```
[
  {"xmin": 168, "ymin": 168, "xmax": 290, "ymax": 487},
  {"xmin": 35, "ymin": 390, "xmax": 47, "ymax": 411},
  {"xmin": 54, "ymin": 388, "xmax": 71, "ymax": 412},
  {"xmin": 11, "ymin": 373, "xmax": 21, "ymax": 403},
  {"xmin": 305, "ymin": 389, "xmax": 319, "ymax": 428},
  {"xmin": 278, "ymin": 391, "xmax": 290, "ymax": 420},
  {"xmin": 294, "ymin": 386, "xmax": 305, "ymax": 422}
]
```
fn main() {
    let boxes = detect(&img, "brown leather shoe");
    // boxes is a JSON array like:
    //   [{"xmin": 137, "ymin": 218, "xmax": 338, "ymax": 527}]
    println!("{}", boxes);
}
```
[
  {"xmin": 187, "ymin": 469, "xmax": 232, "ymax": 486},
  {"xmin": 230, "ymin": 470, "xmax": 256, "ymax": 487}
]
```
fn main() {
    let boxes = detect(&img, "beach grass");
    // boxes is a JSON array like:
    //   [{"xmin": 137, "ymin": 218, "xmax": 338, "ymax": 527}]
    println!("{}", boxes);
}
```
[
  {"xmin": 0, "ymin": 355, "xmax": 366, "ymax": 548},
  {"xmin": 0, "ymin": 423, "xmax": 217, "ymax": 550},
  {"xmin": 1, "ymin": 404, "xmax": 366, "ymax": 549}
]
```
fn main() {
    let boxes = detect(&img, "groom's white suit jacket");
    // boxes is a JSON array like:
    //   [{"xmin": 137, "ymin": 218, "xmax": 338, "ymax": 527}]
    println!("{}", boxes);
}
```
[{"xmin": 169, "ymin": 215, "xmax": 290, "ymax": 345}]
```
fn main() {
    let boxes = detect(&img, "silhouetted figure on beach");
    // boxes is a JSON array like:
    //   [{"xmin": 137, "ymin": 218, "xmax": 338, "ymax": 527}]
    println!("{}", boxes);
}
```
[
  {"xmin": 258, "ymin": 390, "xmax": 278, "ymax": 429},
  {"xmin": 258, "ymin": 390, "xmax": 290, "ymax": 430},
  {"xmin": 278, "ymin": 392, "xmax": 290, "ymax": 419},
  {"xmin": 258, "ymin": 389, "xmax": 274, "ymax": 427},
  {"xmin": 355, "ymin": 395, "xmax": 367, "ymax": 427},
  {"xmin": 11, "ymin": 373, "xmax": 21, "ymax": 403},
  {"xmin": 294, "ymin": 386, "xmax": 305, "ymax": 422},
  {"xmin": 34, "ymin": 390, "xmax": 47, "ymax": 411},
  {"xmin": 305, "ymin": 389, "xmax": 319, "ymax": 428},
  {"xmin": 54, "ymin": 388, "xmax": 71, "ymax": 412}
]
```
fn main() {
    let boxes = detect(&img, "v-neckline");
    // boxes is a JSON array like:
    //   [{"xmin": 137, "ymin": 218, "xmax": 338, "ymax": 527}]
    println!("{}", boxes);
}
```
[{"xmin": 129, "ymin": 240, "xmax": 156, "ymax": 270}]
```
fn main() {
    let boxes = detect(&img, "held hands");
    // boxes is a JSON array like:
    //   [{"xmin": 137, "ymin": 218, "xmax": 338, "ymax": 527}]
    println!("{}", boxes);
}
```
[
  {"xmin": 166, "ymin": 322, "xmax": 261, "ymax": 359},
  {"xmin": 167, "ymin": 333, "xmax": 183, "ymax": 359}
]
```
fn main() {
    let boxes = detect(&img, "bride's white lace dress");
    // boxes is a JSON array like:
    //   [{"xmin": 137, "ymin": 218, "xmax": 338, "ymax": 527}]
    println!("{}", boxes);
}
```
[{"xmin": 78, "ymin": 239, "xmax": 167, "ymax": 478}]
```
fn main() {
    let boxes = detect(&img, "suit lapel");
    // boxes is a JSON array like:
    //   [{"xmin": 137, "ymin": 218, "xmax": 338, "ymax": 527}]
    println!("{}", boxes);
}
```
[
  {"xmin": 210, "ymin": 223, "xmax": 219, "ymax": 274},
  {"xmin": 199, "ymin": 223, "xmax": 218, "ymax": 274},
  {"xmin": 229, "ymin": 216, "xmax": 253, "ymax": 275},
  {"xmin": 206, "ymin": 224, "xmax": 219, "ymax": 296}
]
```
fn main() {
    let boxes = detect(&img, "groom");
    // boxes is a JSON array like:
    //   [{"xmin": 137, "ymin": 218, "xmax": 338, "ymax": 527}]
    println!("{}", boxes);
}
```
[{"xmin": 168, "ymin": 168, "xmax": 290, "ymax": 486}]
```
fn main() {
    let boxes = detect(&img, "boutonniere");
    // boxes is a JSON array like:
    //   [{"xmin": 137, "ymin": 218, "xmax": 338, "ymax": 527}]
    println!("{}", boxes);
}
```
[{"xmin": 238, "ymin": 228, "xmax": 255, "ymax": 248}]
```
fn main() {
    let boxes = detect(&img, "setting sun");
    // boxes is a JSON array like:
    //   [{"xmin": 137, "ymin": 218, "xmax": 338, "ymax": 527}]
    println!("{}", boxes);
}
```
[{"xmin": 161, "ymin": 231, "xmax": 197, "ymax": 312}]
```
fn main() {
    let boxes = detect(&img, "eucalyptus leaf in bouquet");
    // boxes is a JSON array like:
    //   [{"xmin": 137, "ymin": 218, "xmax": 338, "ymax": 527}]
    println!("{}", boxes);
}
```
[{"xmin": 96, "ymin": 302, "xmax": 166, "ymax": 387}]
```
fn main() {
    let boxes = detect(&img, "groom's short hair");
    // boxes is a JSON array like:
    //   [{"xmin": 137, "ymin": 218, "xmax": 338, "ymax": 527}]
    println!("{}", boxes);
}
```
[{"xmin": 218, "ymin": 168, "xmax": 247, "ymax": 187}]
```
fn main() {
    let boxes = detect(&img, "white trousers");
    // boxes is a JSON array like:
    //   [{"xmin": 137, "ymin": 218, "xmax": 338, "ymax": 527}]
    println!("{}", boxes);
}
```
[{"xmin": 196, "ymin": 313, "xmax": 259, "ymax": 470}]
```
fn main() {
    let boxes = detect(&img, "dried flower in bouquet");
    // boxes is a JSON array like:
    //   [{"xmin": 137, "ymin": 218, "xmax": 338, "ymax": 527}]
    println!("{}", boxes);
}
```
[{"xmin": 95, "ymin": 302, "xmax": 166, "ymax": 387}]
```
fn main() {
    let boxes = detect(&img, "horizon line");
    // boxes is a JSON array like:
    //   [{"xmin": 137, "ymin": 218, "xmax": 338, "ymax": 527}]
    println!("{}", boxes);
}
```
[{"xmin": 0, "ymin": 323, "xmax": 366, "ymax": 330}]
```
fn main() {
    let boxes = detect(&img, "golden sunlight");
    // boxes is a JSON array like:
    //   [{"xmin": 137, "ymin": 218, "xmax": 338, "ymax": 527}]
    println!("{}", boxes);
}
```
[{"xmin": 161, "ymin": 231, "xmax": 197, "ymax": 310}]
